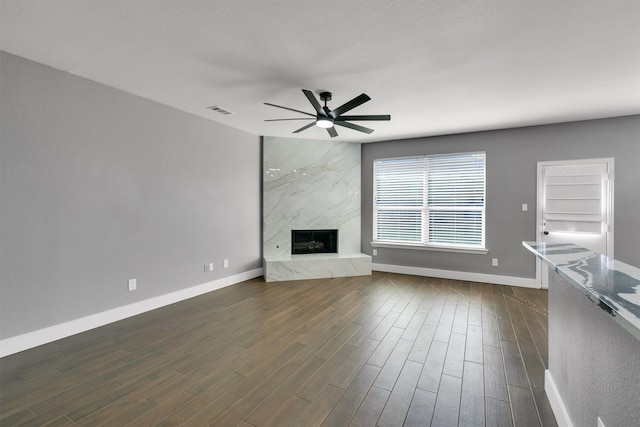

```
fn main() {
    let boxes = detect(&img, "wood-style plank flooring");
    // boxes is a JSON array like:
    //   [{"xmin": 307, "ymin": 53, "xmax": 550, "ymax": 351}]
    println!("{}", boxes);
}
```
[{"xmin": 0, "ymin": 272, "xmax": 557, "ymax": 426}]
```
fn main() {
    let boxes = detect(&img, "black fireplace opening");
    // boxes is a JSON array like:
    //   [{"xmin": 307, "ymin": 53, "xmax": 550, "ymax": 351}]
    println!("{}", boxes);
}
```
[{"xmin": 292, "ymin": 229, "xmax": 338, "ymax": 254}]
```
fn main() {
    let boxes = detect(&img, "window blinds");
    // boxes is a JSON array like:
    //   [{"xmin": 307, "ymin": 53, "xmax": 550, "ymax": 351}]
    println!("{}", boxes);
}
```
[
  {"xmin": 543, "ymin": 164, "xmax": 606, "ymax": 233},
  {"xmin": 373, "ymin": 152, "xmax": 486, "ymax": 249}
]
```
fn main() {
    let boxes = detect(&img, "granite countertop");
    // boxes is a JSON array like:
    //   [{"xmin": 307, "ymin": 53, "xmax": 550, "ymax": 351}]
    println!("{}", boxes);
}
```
[{"xmin": 523, "ymin": 241, "xmax": 640, "ymax": 341}]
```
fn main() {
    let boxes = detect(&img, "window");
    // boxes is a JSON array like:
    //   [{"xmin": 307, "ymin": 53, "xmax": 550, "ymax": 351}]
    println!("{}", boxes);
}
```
[{"xmin": 373, "ymin": 152, "xmax": 486, "ymax": 251}]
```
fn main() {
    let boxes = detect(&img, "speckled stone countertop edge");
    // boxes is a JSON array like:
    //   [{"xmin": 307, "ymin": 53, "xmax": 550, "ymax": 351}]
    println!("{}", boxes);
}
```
[{"xmin": 523, "ymin": 241, "xmax": 640, "ymax": 342}]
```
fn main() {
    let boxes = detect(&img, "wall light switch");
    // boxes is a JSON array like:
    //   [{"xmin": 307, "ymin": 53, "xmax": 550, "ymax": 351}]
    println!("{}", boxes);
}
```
[
  {"xmin": 209, "ymin": 263, "xmax": 214, "ymax": 272},
  {"xmin": 128, "ymin": 278, "xmax": 137, "ymax": 291},
  {"xmin": 224, "ymin": 259, "xmax": 229, "ymax": 268},
  {"xmin": 522, "ymin": 203, "xmax": 528, "ymax": 212}
]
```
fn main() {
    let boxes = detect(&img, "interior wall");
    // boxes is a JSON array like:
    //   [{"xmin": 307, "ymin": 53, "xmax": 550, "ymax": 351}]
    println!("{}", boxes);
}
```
[
  {"xmin": 0, "ymin": 51, "xmax": 262, "ymax": 340},
  {"xmin": 361, "ymin": 115, "xmax": 640, "ymax": 279}
]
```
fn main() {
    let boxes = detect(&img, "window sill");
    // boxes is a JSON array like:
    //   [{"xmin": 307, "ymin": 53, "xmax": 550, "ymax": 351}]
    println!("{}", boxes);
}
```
[{"xmin": 370, "ymin": 241, "xmax": 488, "ymax": 255}]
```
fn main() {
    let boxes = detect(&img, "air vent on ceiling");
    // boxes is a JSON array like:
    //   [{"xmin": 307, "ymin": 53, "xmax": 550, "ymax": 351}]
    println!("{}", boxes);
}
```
[{"xmin": 207, "ymin": 105, "xmax": 234, "ymax": 115}]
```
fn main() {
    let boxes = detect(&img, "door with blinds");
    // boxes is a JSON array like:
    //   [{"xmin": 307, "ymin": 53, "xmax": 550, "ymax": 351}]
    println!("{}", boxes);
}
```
[{"xmin": 537, "ymin": 158, "xmax": 614, "ymax": 288}]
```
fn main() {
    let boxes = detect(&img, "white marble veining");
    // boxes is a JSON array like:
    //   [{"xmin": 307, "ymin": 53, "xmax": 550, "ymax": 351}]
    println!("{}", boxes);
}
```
[
  {"xmin": 264, "ymin": 253, "xmax": 371, "ymax": 282},
  {"xmin": 523, "ymin": 241, "xmax": 640, "ymax": 341},
  {"xmin": 263, "ymin": 136, "xmax": 361, "ymax": 257},
  {"xmin": 263, "ymin": 136, "xmax": 368, "ymax": 282}
]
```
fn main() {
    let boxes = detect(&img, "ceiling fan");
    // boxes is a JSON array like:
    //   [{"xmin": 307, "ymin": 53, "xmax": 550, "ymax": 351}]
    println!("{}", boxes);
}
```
[{"xmin": 264, "ymin": 89, "xmax": 390, "ymax": 138}]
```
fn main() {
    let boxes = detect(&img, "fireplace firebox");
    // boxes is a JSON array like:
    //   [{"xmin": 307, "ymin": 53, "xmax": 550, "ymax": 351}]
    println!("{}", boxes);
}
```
[{"xmin": 291, "ymin": 229, "xmax": 338, "ymax": 255}]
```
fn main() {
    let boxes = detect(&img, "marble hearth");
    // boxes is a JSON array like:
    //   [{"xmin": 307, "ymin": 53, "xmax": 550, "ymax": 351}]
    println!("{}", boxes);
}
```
[
  {"xmin": 262, "ymin": 136, "xmax": 371, "ymax": 282},
  {"xmin": 264, "ymin": 253, "xmax": 371, "ymax": 282}
]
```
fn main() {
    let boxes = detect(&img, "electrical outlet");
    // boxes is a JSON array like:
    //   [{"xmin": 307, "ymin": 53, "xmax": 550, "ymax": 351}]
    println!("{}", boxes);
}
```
[
  {"xmin": 128, "ymin": 278, "xmax": 136, "ymax": 291},
  {"xmin": 372, "ymin": 249, "xmax": 378, "ymax": 256},
  {"xmin": 492, "ymin": 258, "xmax": 499, "ymax": 267},
  {"xmin": 223, "ymin": 259, "xmax": 229, "ymax": 268},
  {"xmin": 522, "ymin": 203, "xmax": 528, "ymax": 212}
]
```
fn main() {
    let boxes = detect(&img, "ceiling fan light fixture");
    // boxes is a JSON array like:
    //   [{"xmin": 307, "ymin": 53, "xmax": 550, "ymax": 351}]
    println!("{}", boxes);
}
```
[
  {"xmin": 265, "ymin": 89, "xmax": 389, "ymax": 138},
  {"xmin": 316, "ymin": 117, "xmax": 334, "ymax": 128}
]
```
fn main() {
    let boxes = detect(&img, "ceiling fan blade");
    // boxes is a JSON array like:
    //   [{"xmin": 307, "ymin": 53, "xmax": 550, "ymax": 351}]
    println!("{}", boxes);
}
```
[
  {"xmin": 293, "ymin": 122, "xmax": 316, "ymax": 133},
  {"xmin": 264, "ymin": 102, "xmax": 315, "ymax": 117},
  {"xmin": 329, "ymin": 93, "xmax": 371, "ymax": 118},
  {"xmin": 302, "ymin": 89, "xmax": 323, "ymax": 115},
  {"xmin": 264, "ymin": 118, "xmax": 315, "ymax": 122},
  {"xmin": 334, "ymin": 114, "xmax": 390, "ymax": 121},
  {"xmin": 334, "ymin": 121, "xmax": 374, "ymax": 134},
  {"xmin": 327, "ymin": 126, "xmax": 338, "ymax": 138}
]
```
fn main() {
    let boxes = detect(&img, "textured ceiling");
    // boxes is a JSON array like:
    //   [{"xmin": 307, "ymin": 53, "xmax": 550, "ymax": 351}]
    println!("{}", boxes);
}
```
[{"xmin": 1, "ymin": 0, "xmax": 639, "ymax": 143}]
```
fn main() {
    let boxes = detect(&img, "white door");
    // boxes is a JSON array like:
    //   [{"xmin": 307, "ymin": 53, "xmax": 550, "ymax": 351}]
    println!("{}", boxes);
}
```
[{"xmin": 536, "ymin": 158, "xmax": 614, "ymax": 288}]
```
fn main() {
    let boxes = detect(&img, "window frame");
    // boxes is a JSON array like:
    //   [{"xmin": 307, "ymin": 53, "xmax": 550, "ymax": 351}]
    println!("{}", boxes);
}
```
[{"xmin": 372, "ymin": 151, "xmax": 487, "ymax": 254}]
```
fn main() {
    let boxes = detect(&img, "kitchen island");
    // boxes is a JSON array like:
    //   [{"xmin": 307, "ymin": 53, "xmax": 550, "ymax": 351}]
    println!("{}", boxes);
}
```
[{"xmin": 523, "ymin": 242, "xmax": 640, "ymax": 427}]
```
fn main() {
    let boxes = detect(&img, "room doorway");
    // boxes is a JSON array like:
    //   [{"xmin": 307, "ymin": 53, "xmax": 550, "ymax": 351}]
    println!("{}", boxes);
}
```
[{"xmin": 536, "ymin": 158, "xmax": 614, "ymax": 288}]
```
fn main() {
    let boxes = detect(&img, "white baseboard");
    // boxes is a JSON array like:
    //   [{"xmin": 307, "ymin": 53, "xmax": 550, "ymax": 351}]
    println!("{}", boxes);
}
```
[
  {"xmin": 545, "ymin": 369, "xmax": 574, "ymax": 427},
  {"xmin": 0, "ymin": 268, "xmax": 263, "ymax": 358},
  {"xmin": 372, "ymin": 263, "xmax": 539, "ymax": 288}
]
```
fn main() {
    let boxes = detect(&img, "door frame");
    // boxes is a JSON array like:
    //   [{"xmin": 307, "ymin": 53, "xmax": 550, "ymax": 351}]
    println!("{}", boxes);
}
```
[{"xmin": 535, "ymin": 157, "xmax": 614, "ymax": 288}]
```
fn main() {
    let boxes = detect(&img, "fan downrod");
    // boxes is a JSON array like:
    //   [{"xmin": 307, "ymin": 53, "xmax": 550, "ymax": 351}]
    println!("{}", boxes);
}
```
[{"xmin": 319, "ymin": 92, "xmax": 332, "ymax": 103}]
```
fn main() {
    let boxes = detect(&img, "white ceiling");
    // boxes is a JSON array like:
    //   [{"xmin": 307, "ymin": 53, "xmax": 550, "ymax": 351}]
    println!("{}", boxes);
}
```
[{"xmin": 1, "ymin": 0, "xmax": 639, "ymax": 143}]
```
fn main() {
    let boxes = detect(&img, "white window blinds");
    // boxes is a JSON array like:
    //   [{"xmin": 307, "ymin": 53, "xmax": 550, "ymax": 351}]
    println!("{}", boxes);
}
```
[
  {"xmin": 373, "ymin": 152, "xmax": 486, "ymax": 250},
  {"xmin": 543, "ymin": 163, "xmax": 607, "ymax": 233}
]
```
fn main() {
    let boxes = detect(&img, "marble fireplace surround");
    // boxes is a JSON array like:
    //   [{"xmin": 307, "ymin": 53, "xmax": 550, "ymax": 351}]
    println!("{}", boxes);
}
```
[{"xmin": 262, "ymin": 136, "xmax": 371, "ymax": 282}]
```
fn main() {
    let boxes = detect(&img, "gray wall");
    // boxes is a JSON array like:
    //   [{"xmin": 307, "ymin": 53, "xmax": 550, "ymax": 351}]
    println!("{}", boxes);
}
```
[
  {"xmin": 0, "ymin": 51, "xmax": 262, "ymax": 340},
  {"xmin": 362, "ymin": 116, "xmax": 640, "ymax": 279},
  {"xmin": 549, "ymin": 271, "xmax": 640, "ymax": 427}
]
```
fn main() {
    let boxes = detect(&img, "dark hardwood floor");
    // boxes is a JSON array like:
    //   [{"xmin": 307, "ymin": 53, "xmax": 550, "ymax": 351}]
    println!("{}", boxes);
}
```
[{"xmin": 0, "ymin": 272, "xmax": 557, "ymax": 426}]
